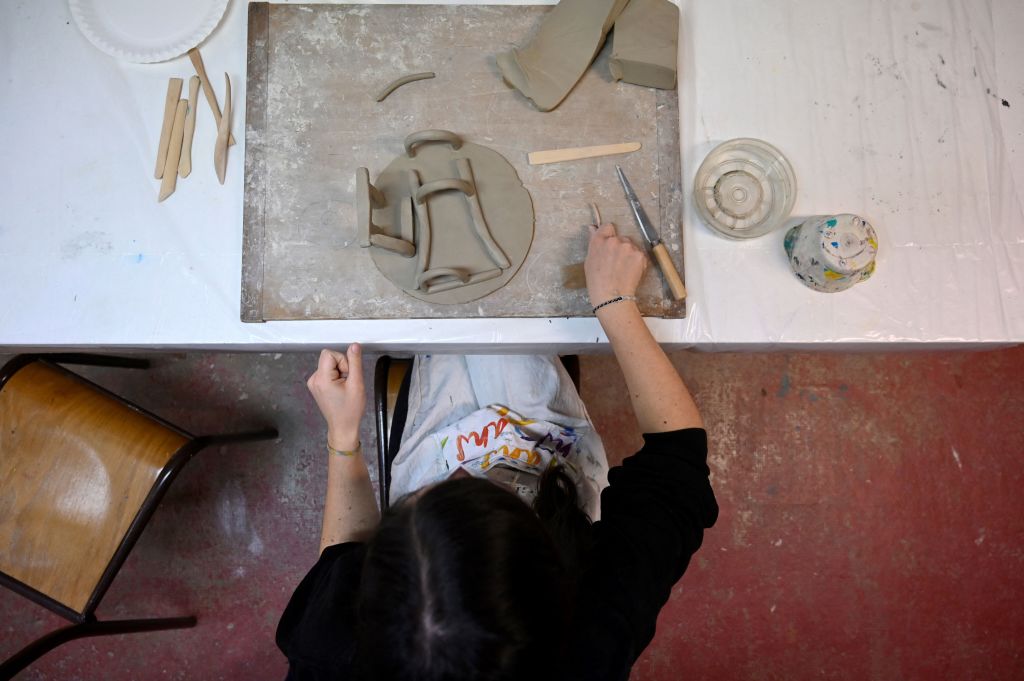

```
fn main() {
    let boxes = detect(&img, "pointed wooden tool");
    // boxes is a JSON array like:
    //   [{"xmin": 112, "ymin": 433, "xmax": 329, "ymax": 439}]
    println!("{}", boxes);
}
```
[
  {"xmin": 178, "ymin": 76, "xmax": 200, "ymax": 178},
  {"xmin": 214, "ymin": 73, "xmax": 231, "ymax": 184},
  {"xmin": 154, "ymin": 78, "xmax": 183, "ymax": 179},
  {"xmin": 189, "ymin": 47, "xmax": 235, "ymax": 146},
  {"xmin": 159, "ymin": 100, "xmax": 187, "ymax": 201}
]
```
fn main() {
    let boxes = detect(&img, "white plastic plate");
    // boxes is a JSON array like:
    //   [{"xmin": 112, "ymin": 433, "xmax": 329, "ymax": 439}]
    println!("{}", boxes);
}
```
[{"xmin": 69, "ymin": 0, "xmax": 230, "ymax": 63}]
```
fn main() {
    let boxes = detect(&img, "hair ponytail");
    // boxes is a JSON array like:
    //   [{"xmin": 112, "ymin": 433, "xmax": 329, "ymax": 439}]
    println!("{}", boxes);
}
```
[{"xmin": 532, "ymin": 467, "xmax": 594, "ymax": 577}]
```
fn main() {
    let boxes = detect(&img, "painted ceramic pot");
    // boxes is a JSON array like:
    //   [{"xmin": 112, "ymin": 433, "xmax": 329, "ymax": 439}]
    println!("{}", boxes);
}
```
[{"xmin": 783, "ymin": 214, "xmax": 878, "ymax": 293}]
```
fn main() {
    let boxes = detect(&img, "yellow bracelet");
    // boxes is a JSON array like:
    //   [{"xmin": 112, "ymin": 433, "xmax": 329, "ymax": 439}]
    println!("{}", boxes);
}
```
[{"xmin": 328, "ymin": 441, "xmax": 361, "ymax": 457}]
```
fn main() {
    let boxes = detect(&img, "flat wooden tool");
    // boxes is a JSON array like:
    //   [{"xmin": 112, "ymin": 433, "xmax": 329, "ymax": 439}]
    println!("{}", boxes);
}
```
[
  {"xmin": 159, "ymin": 100, "xmax": 188, "ymax": 202},
  {"xmin": 528, "ymin": 142, "xmax": 641, "ymax": 166},
  {"xmin": 214, "ymin": 73, "xmax": 231, "ymax": 184},
  {"xmin": 189, "ymin": 47, "xmax": 235, "ymax": 146},
  {"xmin": 154, "ymin": 78, "xmax": 183, "ymax": 179},
  {"xmin": 178, "ymin": 76, "xmax": 200, "ymax": 178}
]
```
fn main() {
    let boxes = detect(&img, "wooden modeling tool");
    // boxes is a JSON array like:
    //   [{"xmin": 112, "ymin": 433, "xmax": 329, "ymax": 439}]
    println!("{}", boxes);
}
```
[
  {"xmin": 155, "ymin": 78, "xmax": 183, "ymax": 179},
  {"xmin": 159, "ymin": 100, "xmax": 188, "ymax": 201},
  {"xmin": 179, "ymin": 76, "xmax": 200, "ymax": 178},
  {"xmin": 615, "ymin": 165, "xmax": 686, "ymax": 301},
  {"xmin": 561, "ymin": 203, "xmax": 601, "ymax": 290},
  {"xmin": 188, "ymin": 47, "xmax": 235, "ymax": 146},
  {"xmin": 214, "ymin": 73, "xmax": 231, "ymax": 184},
  {"xmin": 528, "ymin": 142, "xmax": 641, "ymax": 166}
]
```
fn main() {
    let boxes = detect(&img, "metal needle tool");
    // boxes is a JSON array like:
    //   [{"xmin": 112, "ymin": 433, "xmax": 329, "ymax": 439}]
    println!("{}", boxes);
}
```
[{"xmin": 615, "ymin": 165, "xmax": 687, "ymax": 301}]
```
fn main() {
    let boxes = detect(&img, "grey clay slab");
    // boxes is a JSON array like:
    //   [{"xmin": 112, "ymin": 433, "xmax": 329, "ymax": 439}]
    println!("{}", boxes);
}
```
[{"xmin": 242, "ymin": 2, "xmax": 684, "ymax": 321}]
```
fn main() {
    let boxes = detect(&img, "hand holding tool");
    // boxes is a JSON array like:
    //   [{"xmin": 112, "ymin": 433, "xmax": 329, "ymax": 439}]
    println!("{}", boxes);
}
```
[{"xmin": 616, "ymin": 165, "xmax": 686, "ymax": 301}]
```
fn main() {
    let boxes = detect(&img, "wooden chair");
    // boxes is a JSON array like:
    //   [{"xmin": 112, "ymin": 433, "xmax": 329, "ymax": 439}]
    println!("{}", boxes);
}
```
[
  {"xmin": 0, "ymin": 355, "xmax": 278, "ymax": 679},
  {"xmin": 373, "ymin": 355, "xmax": 580, "ymax": 510}
]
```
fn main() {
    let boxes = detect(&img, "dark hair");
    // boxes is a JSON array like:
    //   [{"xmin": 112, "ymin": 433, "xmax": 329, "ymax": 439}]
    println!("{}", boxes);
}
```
[{"xmin": 355, "ymin": 469, "xmax": 592, "ymax": 681}]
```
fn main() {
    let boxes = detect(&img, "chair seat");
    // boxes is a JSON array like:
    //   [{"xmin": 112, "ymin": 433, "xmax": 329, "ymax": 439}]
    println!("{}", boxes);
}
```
[{"xmin": 0, "ymin": 361, "xmax": 190, "ymax": 614}]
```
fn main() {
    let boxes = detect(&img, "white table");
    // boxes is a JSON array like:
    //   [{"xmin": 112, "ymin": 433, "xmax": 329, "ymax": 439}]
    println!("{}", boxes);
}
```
[{"xmin": 1, "ymin": 0, "xmax": 1022, "ymax": 351}]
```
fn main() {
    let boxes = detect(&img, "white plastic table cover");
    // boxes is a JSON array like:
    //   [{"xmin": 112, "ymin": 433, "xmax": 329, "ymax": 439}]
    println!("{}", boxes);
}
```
[{"xmin": 1, "ymin": 0, "xmax": 1022, "ymax": 352}]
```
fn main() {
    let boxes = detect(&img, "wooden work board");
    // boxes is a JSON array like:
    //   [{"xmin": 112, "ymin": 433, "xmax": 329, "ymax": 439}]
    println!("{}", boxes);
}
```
[{"xmin": 242, "ymin": 2, "xmax": 684, "ymax": 322}]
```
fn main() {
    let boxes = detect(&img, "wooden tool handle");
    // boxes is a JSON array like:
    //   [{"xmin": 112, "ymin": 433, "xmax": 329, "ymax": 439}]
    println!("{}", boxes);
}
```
[
  {"xmin": 651, "ymin": 243, "xmax": 686, "ymax": 301},
  {"xmin": 189, "ymin": 48, "xmax": 235, "ymax": 146},
  {"xmin": 155, "ymin": 78, "xmax": 183, "ymax": 179},
  {"xmin": 178, "ymin": 76, "xmax": 200, "ymax": 178}
]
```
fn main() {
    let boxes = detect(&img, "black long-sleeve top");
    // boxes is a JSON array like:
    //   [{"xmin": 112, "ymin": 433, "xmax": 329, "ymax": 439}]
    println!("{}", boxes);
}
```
[{"xmin": 277, "ymin": 428, "xmax": 718, "ymax": 680}]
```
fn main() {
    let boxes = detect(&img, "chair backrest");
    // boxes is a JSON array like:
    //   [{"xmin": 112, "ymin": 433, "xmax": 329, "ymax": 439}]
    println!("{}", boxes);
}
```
[{"xmin": 0, "ymin": 361, "xmax": 190, "ymax": 616}]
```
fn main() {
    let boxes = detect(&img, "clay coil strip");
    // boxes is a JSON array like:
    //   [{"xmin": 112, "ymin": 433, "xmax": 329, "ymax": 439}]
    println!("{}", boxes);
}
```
[
  {"xmin": 415, "ymin": 178, "xmax": 475, "ymax": 204},
  {"xmin": 374, "ymin": 72, "xmax": 436, "ymax": 102},
  {"xmin": 369, "ymin": 234, "xmax": 416, "ymax": 258},
  {"xmin": 405, "ymin": 130, "xmax": 462, "ymax": 158},
  {"xmin": 456, "ymin": 157, "xmax": 511, "ymax": 269},
  {"xmin": 425, "ymin": 268, "xmax": 503, "ymax": 294},
  {"xmin": 408, "ymin": 170, "xmax": 432, "ymax": 284}
]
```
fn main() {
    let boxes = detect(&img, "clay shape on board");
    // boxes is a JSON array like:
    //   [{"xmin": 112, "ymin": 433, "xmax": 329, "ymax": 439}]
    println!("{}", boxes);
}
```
[
  {"xmin": 359, "ymin": 130, "xmax": 534, "ymax": 304},
  {"xmin": 496, "ymin": 0, "xmax": 629, "ymax": 112},
  {"xmin": 610, "ymin": 0, "xmax": 679, "ymax": 90},
  {"xmin": 374, "ymin": 72, "xmax": 436, "ymax": 102}
]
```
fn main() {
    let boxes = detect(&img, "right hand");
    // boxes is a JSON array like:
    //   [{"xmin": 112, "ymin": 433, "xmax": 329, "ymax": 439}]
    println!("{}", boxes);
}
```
[
  {"xmin": 584, "ymin": 223, "xmax": 648, "ymax": 307},
  {"xmin": 306, "ymin": 345, "xmax": 365, "ymax": 451}
]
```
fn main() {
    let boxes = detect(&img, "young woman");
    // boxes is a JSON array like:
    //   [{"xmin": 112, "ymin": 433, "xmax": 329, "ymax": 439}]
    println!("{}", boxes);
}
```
[{"xmin": 276, "ymin": 223, "xmax": 719, "ymax": 681}]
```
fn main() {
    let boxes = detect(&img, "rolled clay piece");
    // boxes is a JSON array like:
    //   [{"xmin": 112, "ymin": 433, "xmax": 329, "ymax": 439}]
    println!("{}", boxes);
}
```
[
  {"xmin": 425, "ymin": 268, "xmax": 502, "ymax": 295},
  {"xmin": 417, "ymin": 267, "xmax": 470, "ymax": 291},
  {"xmin": 369, "ymin": 233, "xmax": 416, "ymax": 258},
  {"xmin": 496, "ymin": 0, "xmax": 629, "ymax": 112},
  {"xmin": 415, "ymin": 178, "xmax": 475, "ymax": 204},
  {"xmin": 155, "ymin": 78, "xmax": 183, "ymax": 179},
  {"xmin": 456, "ymin": 157, "xmax": 511, "ymax": 269},
  {"xmin": 374, "ymin": 72, "xmax": 436, "ymax": 102},
  {"xmin": 407, "ymin": 170, "xmax": 432, "ymax": 280},
  {"xmin": 404, "ymin": 130, "xmax": 463, "ymax": 158},
  {"xmin": 609, "ymin": 0, "xmax": 680, "ymax": 90},
  {"xmin": 357, "ymin": 167, "xmax": 387, "ymax": 248}
]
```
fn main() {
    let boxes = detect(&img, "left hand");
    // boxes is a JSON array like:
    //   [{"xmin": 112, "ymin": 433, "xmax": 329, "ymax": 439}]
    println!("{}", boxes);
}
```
[{"xmin": 306, "ymin": 344, "xmax": 365, "ymax": 451}]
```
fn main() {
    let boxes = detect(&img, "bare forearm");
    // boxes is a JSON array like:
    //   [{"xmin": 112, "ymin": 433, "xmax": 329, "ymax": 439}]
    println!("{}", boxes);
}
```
[
  {"xmin": 597, "ymin": 302, "xmax": 703, "ymax": 433},
  {"xmin": 319, "ymin": 443, "xmax": 380, "ymax": 554}
]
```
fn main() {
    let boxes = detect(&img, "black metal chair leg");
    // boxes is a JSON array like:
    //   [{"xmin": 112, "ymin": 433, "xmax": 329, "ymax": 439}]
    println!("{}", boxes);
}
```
[
  {"xmin": 42, "ymin": 353, "xmax": 151, "ymax": 369},
  {"xmin": 196, "ymin": 428, "xmax": 280, "ymax": 448},
  {"xmin": 0, "ymin": 616, "xmax": 196, "ymax": 680}
]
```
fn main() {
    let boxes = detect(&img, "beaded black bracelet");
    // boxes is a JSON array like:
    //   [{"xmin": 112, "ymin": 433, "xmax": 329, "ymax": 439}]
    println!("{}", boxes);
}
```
[{"xmin": 592, "ymin": 295, "xmax": 638, "ymax": 314}]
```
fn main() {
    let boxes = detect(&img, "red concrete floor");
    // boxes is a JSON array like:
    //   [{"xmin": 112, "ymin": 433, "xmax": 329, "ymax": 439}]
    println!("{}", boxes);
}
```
[{"xmin": 1, "ymin": 348, "xmax": 1023, "ymax": 680}]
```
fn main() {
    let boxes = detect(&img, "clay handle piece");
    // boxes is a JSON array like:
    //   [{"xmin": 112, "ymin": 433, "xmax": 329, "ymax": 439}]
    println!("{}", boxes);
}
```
[
  {"xmin": 417, "ymin": 267, "xmax": 470, "ymax": 290},
  {"xmin": 404, "ymin": 130, "xmax": 463, "ymax": 158},
  {"xmin": 651, "ymin": 243, "xmax": 686, "ymax": 301},
  {"xmin": 415, "ymin": 178, "xmax": 475, "ymax": 204},
  {"xmin": 375, "ymin": 71, "xmax": 435, "ymax": 102}
]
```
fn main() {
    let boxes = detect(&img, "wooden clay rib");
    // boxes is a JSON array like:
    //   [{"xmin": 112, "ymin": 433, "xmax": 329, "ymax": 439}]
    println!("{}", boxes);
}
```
[
  {"xmin": 408, "ymin": 170, "xmax": 432, "ymax": 283},
  {"xmin": 189, "ymin": 48, "xmax": 235, "ymax": 146},
  {"xmin": 158, "ymin": 100, "xmax": 188, "ymax": 202},
  {"xmin": 214, "ymin": 73, "xmax": 231, "ymax": 185},
  {"xmin": 155, "ymin": 78, "xmax": 183, "ymax": 179},
  {"xmin": 178, "ymin": 76, "xmax": 200, "ymax": 178},
  {"xmin": 404, "ymin": 130, "xmax": 462, "ymax": 158},
  {"xmin": 528, "ymin": 142, "xmax": 641, "ymax": 166},
  {"xmin": 374, "ymin": 72, "xmax": 435, "ymax": 102},
  {"xmin": 456, "ymin": 157, "xmax": 511, "ymax": 269}
]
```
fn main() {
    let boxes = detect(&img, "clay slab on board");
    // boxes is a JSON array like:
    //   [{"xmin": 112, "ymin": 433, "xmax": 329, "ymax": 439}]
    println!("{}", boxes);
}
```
[
  {"xmin": 610, "ymin": 0, "xmax": 680, "ymax": 90},
  {"xmin": 497, "ymin": 0, "xmax": 629, "ymax": 112},
  {"xmin": 241, "ymin": 3, "xmax": 684, "ymax": 321}
]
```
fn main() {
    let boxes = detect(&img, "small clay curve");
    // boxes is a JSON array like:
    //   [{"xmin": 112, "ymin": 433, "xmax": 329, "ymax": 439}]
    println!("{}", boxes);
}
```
[{"xmin": 374, "ymin": 72, "xmax": 436, "ymax": 102}]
